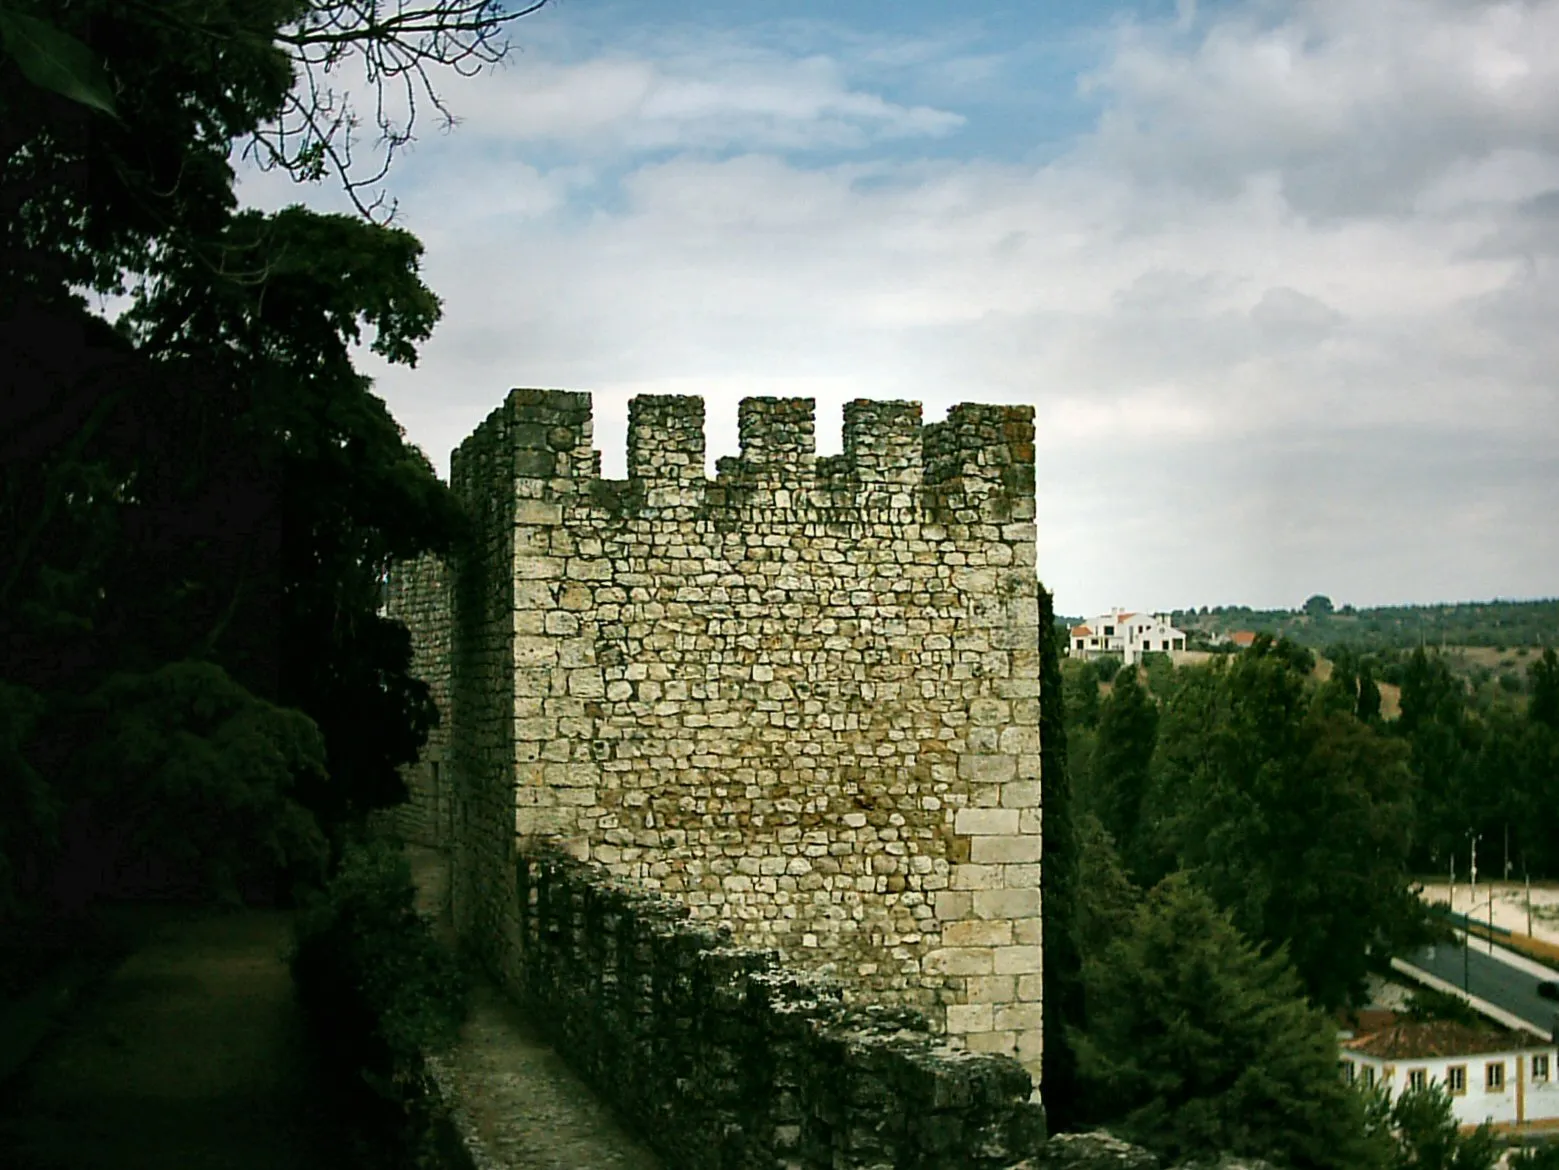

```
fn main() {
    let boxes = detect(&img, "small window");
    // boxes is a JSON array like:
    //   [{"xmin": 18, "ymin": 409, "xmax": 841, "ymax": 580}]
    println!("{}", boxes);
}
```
[
  {"xmin": 1535, "ymin": 1054, "xmax": 1551, "ymax": 1082},
  {"xmin": 1103, "ymin": 625, "xmax": 1114, "ymax": 636},
  {"xmin": 1161, "ymin": 640, "xmax": 1170, "ymax": 650},
  {"xmin": 1362, "ymin": 1065, "xmax": 1376, "ymax": 1089},
  {"xmin": 1075, "ymin": 639, "xmax": 1084, "ymax": 650},
  {"xmin": 1340, "ymin": 1060, "xmax": 1356, "ymax": 1084},
  {"xmin": 1143, "ymin": 641, "xmax": 1151, "ymax": 652},
  {"xmin": 1487, "ymin": 1061, "xmax": 1505, "ymax": 1092},
  {"xmin": 1407, "ymin": 1068, "xmax": 1427, "ymax": 1091},
  {"xmin": 1448, "ymin": 1065, "xmax": 1467, "ymax": 1095}
]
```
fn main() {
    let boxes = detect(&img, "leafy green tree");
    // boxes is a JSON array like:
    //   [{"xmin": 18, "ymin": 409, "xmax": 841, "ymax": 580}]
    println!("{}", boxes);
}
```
[
  {"xmin": 1073, "ymin": 811, "xmax": 1140, "ymax": 965},
  {"xmin": 1094, "ymin": 654, "xmax": 1122, "ymax": 684},
  {"xmin": 1397, "ymin": 650, "xmax": 1484, "ymax": 873},
  {"xmin": 1062, "ymin": 658, "xmax": 1101, "ymax": 730},
  {"xmin": 1, "ymin": 0, "xmax": 517, "ymax": 914},
  {"xmin": 1510, "ymin": 1144, "xmax": 1559, "ymax": 1169},
  {"xmin": 1141, "ymin": 651, "xmax": 1175, "ymax": 699},
  {"xmin": 1385, "ymin": 1083, "xmax": 1499, "ymax": 1170},
  {"xmin": 1532, "ymin": 647, "xmax": 1559, "ymax": 732},
  {"xmin": 1088, "ymin": 665, "xmax": 1158, "ymax": 877},
  {"xmin": 1304, "ymin": 594, "xmax": 1335, "ymax": 619},
  {"xmin": 1148, "ymin": 641, "xmax": 1419, "ymax": 1009},
  {"xmin": 1073, "ymin": 874, "xmax": 1392, "ymax": 1170},
  {"xmin": 1358, "ymin": 659, "xmax": 1383, "ymax": 723}
]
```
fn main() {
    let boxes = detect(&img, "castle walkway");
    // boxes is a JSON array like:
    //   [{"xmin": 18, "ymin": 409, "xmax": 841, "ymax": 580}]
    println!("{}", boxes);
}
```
[
  {"xmin": 0, "ymin": 906, "xmax": 349, "ymax": 1170},
  {"xmin": 408, "ymin": 845, "xmax": 664, "ymax": 1170}
]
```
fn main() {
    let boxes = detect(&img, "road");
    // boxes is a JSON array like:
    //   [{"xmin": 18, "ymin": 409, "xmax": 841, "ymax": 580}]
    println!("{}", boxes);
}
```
[{"xmin": 1403, "ymin": 936, "xmax": 1559, "ymax": 1037}]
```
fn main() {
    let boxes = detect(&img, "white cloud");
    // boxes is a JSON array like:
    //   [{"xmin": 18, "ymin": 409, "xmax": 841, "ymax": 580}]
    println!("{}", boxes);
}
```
[
  {"xmin": 454, "ymin": 46, "xmax": 963, "ymax": 152},
  {"xmin": 326, "ymin": 1, "xmax": 1559, "ymax": 613},
  {"xmin": 1081, "ymin": 0, "xmax": 1559, "ymax": 217}
]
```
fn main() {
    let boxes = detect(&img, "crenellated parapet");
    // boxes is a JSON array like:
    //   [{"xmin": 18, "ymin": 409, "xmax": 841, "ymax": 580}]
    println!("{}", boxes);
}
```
[
  {"xmin": 923, "ymin": 403, "xmax": 1037, "ymax": 524},
  {"xmin": 467, "ymin": 389, "xmax": 1034, "ymax": 525},
  {"xmin": 627, "ymin": 394, "xmax": 705, "ymax": 510}
]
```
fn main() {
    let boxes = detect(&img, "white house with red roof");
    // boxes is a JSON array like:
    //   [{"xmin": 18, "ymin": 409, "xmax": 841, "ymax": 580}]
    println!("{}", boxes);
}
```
[
  {"xmin": 1069, "ymin": 608, "xmax": 1186, "ymax": 665},
  {"xmin": 1340, "ymin": 1020, "xmax": 1559, "ymax": 1134}
]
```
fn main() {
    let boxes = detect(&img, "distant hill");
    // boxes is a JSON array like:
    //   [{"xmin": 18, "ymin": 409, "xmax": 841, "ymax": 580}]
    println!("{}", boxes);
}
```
[{"xmin": 1170, "ymin": 597, "xmax": 1559, "ymax": 653}]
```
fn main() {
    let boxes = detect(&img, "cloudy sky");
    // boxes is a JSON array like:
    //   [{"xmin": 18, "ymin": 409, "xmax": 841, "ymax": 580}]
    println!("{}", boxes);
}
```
[{"xmin": 244, "ymin": 0, "xmax": 1559, "ymax": 617}]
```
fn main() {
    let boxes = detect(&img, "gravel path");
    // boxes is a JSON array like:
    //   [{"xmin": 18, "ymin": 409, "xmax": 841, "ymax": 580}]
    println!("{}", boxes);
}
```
[
  {"xmin": 406, "ymin": 846, "xmax": 663, "ymax": 1170},
  {"xmin": 0, "ymin": 907, "xmax": 347, "ymax": 1170},
  {"xmin": 442, "ymin": 977, "xmax": 663, "ymax": 1170}
]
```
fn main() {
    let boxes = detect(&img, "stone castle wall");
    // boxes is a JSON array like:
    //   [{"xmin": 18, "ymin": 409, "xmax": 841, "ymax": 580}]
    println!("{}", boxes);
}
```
[
  {"xmin": 388, "ymin": 389, "xmax": 1043, "ymax": 1075},
  {"xmin": 380, "ymin": 556, "xmax": 452, "ymax": 848}
]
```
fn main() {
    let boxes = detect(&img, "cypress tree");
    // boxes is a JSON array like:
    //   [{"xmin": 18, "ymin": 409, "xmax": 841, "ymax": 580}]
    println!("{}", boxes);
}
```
[{"xmin": 1038, "ymin": 582, "xmax": 1085, "ymax": 1129}]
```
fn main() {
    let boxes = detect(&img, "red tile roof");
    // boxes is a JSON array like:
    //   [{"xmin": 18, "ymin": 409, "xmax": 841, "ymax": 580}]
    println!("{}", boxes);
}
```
[
  {"xmin": 1072, "ymin": 625, "xmax": 1093, "ymax": 636},
  {"xmin": 1341, "ymin": 1008, "xmax": 1403, "ymax": 1037},
  {"xmin": 1230, "ymin": 630, "xmax": 1258, "ymax": 647},
  {"xmin": 1342, "ymin": 1021, "xmax": 1548, "ymax": 1060}
]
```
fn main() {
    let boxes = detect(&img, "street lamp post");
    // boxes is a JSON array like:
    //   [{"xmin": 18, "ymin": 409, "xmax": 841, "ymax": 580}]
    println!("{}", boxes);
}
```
[{"xmin": 1466, "ymin": 833, "xmax": 1481, "ymax": 993}]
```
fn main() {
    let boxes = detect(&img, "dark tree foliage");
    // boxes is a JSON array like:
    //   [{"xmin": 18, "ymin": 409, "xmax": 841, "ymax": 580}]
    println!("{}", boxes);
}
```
[
  {"xmin": 1073, "ymin": 874, "xmax": 1392, "ymax": 1170},
  {"xmin": 1038, "ymin": 582, "xmax": 1085, "ymax": 1129},
  {"xmin": 1147, "ymin": 639, "xmax": 1419, "ymax": 1009},
  {"xmin": 1061, "ymin": 657, "xmax": 1100, "ymax": 730},
  {"xmin": 1382, "ymin": 1083, "xmax": 1500, "ymax": 1170},
  {"xmin": 1532, "ymin": 647, "xmax": 1559, "ymax": 732},
  {"xmin": 1088, "ymin": 664, "xmax": 1158, "ymax": 879},
  {"xmin": 1072, "ymin": 812, "xmax": 1140, "ymax": 972},
  {"xmin": 0, "ymin": 0, "xmax": 493, "ymax": 916},
  {"xmin": 1357, "ymin": 658, "xmax": 1382, "ymax": 723},
  {"xmin": 1511, "ymin": 1144, "xmax": 1559, "ymax": 1169},
  {"xmin": 1395, "ymin": 645, "xmax": 1559, "ymax": 880},
  {"xmin": 1172, "ymin": 598, "xmax": 1559, "ymax": 653}
]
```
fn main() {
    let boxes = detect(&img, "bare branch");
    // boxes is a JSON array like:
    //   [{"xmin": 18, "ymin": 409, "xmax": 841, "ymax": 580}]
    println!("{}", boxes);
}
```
[{"xmin": 246, "ymin": 0, "xmax": 551, "ymax": 222}]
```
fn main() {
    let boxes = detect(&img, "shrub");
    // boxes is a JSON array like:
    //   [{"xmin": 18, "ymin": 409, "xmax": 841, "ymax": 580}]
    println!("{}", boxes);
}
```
[
  {"xmin": 290, "ymin": 839, "xmax": 466, "ymax": 1079},
  {"xmin": 290, "ymin": 840, "xmax": 467, "ymax": 1167}
]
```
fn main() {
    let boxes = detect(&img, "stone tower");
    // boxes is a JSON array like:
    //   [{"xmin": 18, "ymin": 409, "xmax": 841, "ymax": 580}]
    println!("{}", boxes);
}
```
[{"xmin": 387, "ymin": 390, "xmax": 1043, "ymax": 1076}]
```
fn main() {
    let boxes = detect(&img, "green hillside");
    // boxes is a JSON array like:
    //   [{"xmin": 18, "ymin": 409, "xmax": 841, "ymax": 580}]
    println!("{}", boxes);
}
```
[{"xmin": 1170, "ymin": 597, "xmax": 1559, "ymax": 653}]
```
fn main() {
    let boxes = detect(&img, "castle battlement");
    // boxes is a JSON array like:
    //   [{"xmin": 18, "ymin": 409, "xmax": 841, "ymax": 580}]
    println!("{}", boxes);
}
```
[
  {"xmin": 452, "ymin": 389, "xmax": 1035, "ymax": 527},
  {"xmin": 394, "ymin": 387, "xmax": 1044, "ymax": 1081}
]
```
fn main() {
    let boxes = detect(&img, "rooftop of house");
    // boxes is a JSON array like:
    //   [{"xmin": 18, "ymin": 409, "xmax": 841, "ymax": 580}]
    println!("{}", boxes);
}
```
[
  {"xmin": 1342, "ymin": 1020, "xmax": 1549, "ymax": 1060},
  {"xmin": 1338, "ymin": 1008, "xmax": 1404, "ymax": 1038}
]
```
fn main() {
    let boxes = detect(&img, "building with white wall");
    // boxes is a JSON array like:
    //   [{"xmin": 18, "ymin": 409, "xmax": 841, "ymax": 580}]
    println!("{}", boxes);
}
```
[
  {"xmin": 1069, "ymin": 608, "xmax": 1187, "ymax": 665},
  {"xmin": 1341, "ymin": 1021, "xmax": 1559, "ymax": 1134}
]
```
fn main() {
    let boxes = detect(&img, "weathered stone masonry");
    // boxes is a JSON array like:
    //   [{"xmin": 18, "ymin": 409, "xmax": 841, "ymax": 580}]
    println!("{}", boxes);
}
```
[{"xmin": 388, "ymin": 388, "xmax": 1042, "ymax": 1077}]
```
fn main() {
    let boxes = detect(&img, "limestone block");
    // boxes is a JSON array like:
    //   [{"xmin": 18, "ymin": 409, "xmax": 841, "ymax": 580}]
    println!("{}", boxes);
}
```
[
  {"xmin": 966, "ymin": 974, "xmax": 1017, "ymax": 1003},
  {"xmin": 999, "ymin": 780, "xmax": 1042, "ymax": 808},
  {"xmin": 945, "ymin": 1003, "xmax": 994, "ymax": 1034},
  {"xmin": 958, "ymin": 754, "xmax": 1017, "ymax": 784},
  {"xmin": 971, "ymin": 835, "xmax": 1042, "ymax": 865},
  {"xmin": 950, "ymin": 864, "xmax": 1003, "ymax": 890},
  {"xmin": 973, "ymin": 888, "xmax": 1040, "ymax": 920},
  {"xmin": 922, "ymin": 947, "xmax": 994, "ymax": 976},
  {"xmin": 953, "ymin": 807, "xmax": 1019, "ymax": 836},
  {"xmin": 942, "ymin": 919, "xmax": 1013, "ymax": 947},
  {"xmin": 934, "ymin": 891, "xmax": 972, "ymax": 921},
  {"xmin": 963, "ymin": 1030, "xmax": 1016, "ymax": 1056},
  {"xmin": 993, "ymin": 946, "xmax": 1043, "ymax": 975}
]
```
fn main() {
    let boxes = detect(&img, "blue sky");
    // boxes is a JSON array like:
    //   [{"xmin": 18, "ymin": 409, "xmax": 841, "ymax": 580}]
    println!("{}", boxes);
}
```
[{"xmin": 243, "ymin": 0, "xmax": 1559, "ymax": 617}]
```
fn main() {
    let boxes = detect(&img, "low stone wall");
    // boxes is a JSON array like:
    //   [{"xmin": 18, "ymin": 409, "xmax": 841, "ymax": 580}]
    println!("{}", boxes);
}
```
[{"xmin": 506, "ymin": 844, "xmax": 1046, "ymax": 1170}]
